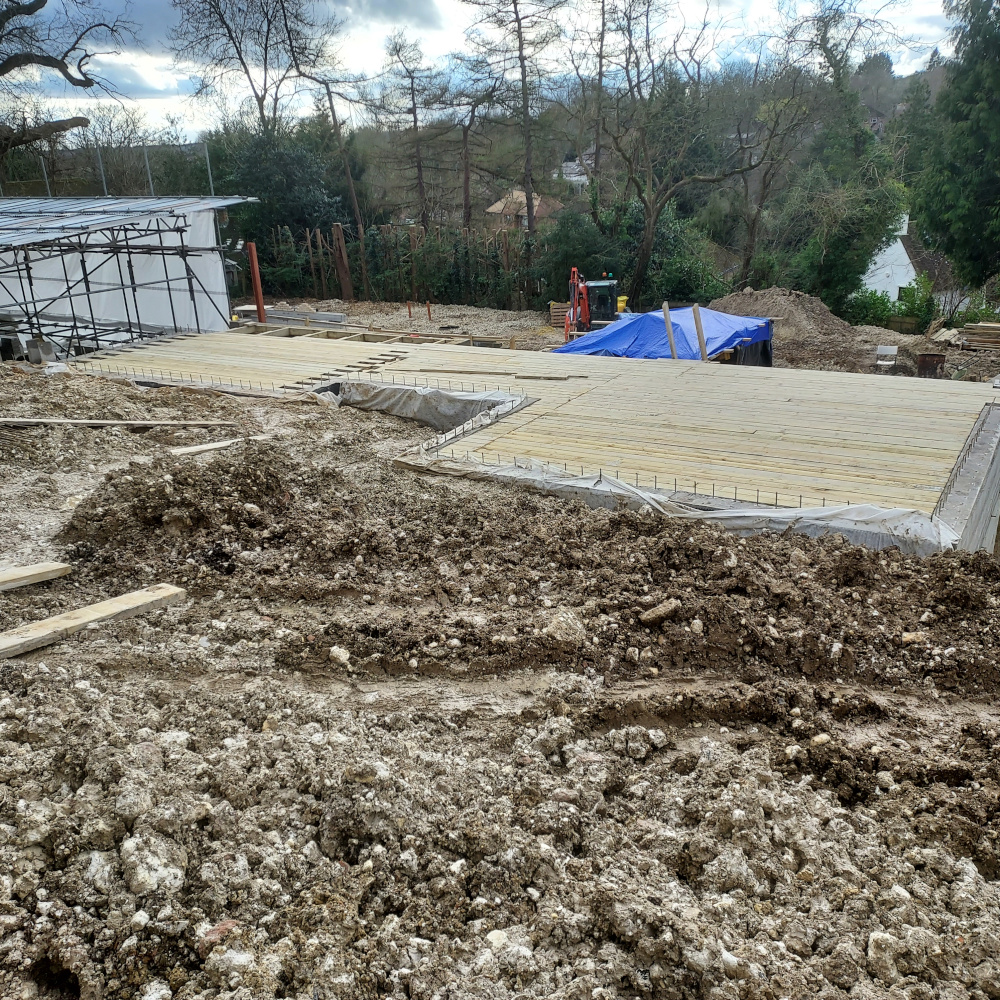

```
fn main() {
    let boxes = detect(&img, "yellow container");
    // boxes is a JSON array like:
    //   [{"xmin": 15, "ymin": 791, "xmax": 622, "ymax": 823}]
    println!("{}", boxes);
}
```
[{"xmin": 617, "ymin": 295, "xmax": 628, "ymax": 313}]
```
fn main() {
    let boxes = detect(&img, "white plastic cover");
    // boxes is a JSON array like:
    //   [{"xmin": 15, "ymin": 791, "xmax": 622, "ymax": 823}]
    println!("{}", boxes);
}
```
[
  {"xmin": 0, "ymin": 209, "xmax": 229, "ymax": 333},
  {"xmin": 397, "ymin": 454, "xmax": 959, "ymax": 556}
]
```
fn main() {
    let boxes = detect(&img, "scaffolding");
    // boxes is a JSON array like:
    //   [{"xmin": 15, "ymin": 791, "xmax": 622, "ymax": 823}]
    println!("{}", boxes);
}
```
[{"xmin": 0, "ymin": 196, "xmax": 252, "ymax": 360}]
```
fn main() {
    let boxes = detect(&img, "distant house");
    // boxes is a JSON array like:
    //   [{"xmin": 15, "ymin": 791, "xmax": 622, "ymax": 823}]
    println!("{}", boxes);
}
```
[
  {"xmin": 552, "ymin": 153, "xmax": 594, "ymax": 193},
  {"xmin": 485, "ymin": 189, "xmax": 563, "ymax": 229},
  {"xmin": 862, "ymin": 214, "xmax": 966, "ymax": 308},
  {"xmin": 862, "ymin": 103, "xmax": 887, "ymax": 136}
]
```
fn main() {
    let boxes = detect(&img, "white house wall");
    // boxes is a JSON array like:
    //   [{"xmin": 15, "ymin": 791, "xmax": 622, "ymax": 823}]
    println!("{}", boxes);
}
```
[{"xmin": 863, "ymin": 239, "xmax": 917, "ymax": 299}]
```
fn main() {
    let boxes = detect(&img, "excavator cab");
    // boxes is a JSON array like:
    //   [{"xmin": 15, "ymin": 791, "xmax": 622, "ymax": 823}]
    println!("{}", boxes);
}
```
[
  {"xmin": 584, "ymin": 279, "xmax": 618, "ymax": 326},
  {"xmin": 564, "ymin": 268, "xmax": 619, "ymax": 339}
]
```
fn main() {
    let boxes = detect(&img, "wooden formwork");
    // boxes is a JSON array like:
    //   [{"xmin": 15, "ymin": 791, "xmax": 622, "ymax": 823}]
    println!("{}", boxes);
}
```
[{"xmin": 72, "ymin": 330, "xmax": 1000, "ymax": 514}]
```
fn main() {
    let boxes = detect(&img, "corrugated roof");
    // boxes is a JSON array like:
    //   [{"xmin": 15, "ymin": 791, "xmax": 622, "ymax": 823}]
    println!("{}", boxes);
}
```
[{"xmin": 0, "ymin": 196, "xmax": 252, "ymax": 249}]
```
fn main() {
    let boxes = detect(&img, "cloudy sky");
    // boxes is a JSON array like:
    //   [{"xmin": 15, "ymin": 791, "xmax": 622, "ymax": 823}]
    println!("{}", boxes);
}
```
[{"xmin": 45, "ymin": 0, "xmax": 953, "ymax": 135}]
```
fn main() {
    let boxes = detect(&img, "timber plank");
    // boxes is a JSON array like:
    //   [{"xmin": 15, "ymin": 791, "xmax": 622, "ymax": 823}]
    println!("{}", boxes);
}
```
[
  {"xmin": 0, "ymin": 584, "xmax": 187, "ymax": 658},
  {"xmin": 2, "ymin": 418, "xmax": 237, "ymax": 429},
  {"xmin": 169, "ymin": 436, "xmax": 269, "ymax": 456},
  {"xmin": 0, "ymin": 562, "xmax": 72, "ymax": 592}
]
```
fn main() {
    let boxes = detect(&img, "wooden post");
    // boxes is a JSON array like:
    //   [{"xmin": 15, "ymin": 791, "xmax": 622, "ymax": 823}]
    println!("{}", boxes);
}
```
[
  {"xmin": 304, "ymin": 228, "xmax": 319, "ymax": 297},
  {"xmin": 426, "ymin": 300, "xmax": 431, "ymax": 320},
  {"xmin": 329, "ymin": 224, "xmax": 354, "ymax": 301},
  {"xmin": 409, "ymin": 225, "xmax": 418, "ymax": 301},
  {"xmin": 315, "ymin": 228, "xmax": 328, "ymax": 299},
  {"xmin": 407, "ymin": 301, "xmax": 412, "ymax": 319},
  {"xmin": 662, "ymin": 301, "xmax": 678, "ymax": 360},
  {"xmin": 246, "ymin": 242, "xmax": 266, "ymax": 322},
  {"xmin": 692, "ymin": 302, "xmax": 709, "ymax": 362}
]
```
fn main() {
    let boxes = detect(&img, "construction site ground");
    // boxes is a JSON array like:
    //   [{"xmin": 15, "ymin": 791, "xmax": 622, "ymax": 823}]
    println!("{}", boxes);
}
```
[
  {"xmin": 3, "ymin": 362, "xmax": 1000, "ymax": 1000},
  {"xmin": 272, "ymin": 292, "xmax": 1000, "ymax": 380}
]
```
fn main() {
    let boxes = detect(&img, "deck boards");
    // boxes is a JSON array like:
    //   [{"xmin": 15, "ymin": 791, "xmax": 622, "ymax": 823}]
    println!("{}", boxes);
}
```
[{"xmin": 72, "ymin": 331, "xmax": 1000, "ymax": 513}]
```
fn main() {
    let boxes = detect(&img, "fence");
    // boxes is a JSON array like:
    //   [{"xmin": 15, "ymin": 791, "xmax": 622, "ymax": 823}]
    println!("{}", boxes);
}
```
[{"xmin": 256, "ymin": 223, "xmax": 540, "ymax": 310}]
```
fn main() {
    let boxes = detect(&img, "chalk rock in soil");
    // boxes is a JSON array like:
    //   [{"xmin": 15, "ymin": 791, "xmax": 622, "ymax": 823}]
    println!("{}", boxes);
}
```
[
  {"xmin": 639, "ymin": 597, "xmax": 682, "ymax": 624},
  {"xmin": 542, "ymin": 608, "xmax": 587, "ymax": 645},
  {"xmin": 867, "ymin": 930, "xmax": 902, "ymax": 984},
  {"xmin": 120, "ymin": 830, "xmax": 188, "ymax": 895}
]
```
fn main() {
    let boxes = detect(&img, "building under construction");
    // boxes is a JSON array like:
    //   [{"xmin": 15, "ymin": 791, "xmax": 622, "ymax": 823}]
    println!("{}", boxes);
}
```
[{"xmin": 0, "ymin": 196, "xmax": 249, "ymax": 361}]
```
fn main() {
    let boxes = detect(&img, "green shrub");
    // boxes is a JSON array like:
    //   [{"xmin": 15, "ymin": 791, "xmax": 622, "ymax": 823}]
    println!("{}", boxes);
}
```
[
  {"xmin": 896, "ymin": 273, "xmax": 936, "ymax": 332},
  {"xmin": 952, "ymin": 290, "xmax": 1000, "ymax": 326},
  {"xmin": 843, "ymin": 288, "xmax": 895, "ymax": 327},
  {"xmin": 843, "ymin": 274, "xmax": 938, "ymax": 333}
]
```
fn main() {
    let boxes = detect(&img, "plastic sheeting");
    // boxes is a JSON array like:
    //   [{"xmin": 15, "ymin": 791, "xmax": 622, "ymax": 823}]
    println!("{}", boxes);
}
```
[
  {"xmin": 554, "ymin": 306, "xmax": 772, "ymax": 361},
  {"xmin": 396, "ymin": 454, "xmax": 959, "ymax": 556},
  {"xmin": 316, "ymin": 380, "xmax": 529, "ymax": 433},
  {"xmin": 327, "ymin": 379, "xmax": 958, "ymax": 555},
  {"xmin": 0, "ymin": 209, "xmax": 230, "ymax": 333}
]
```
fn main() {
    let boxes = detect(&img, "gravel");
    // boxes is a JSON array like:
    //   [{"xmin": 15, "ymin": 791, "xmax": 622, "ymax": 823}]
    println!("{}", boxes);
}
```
[{"xmin": 3, "ymin": 366, "xmax": 1000, "ymax": 1000}]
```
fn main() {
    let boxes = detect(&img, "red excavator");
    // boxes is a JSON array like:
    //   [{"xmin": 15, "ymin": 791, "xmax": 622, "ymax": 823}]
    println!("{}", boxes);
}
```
[{"xmin": 564, "ymin": 267, "xmax": 620, "ymax": 340}]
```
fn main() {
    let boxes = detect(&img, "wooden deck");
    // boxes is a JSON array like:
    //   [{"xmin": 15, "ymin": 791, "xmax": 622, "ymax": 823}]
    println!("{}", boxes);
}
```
[{"xmin": 74, "ymin": 330, "xmax": 1000, "ymax": 512}]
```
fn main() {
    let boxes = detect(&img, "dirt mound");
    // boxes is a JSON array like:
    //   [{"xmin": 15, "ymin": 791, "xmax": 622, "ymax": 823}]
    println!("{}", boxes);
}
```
[
  {"xmin": 273, "ymin": 297, "xmax": 553, "ymax": 344},
  {"xmin": 709, "ymin": 288, "xmax": 926, "ymax": 374},
  {"xmin": 0, "ymin": 373, "xmax": 260, "ymax": 473},
  {"xmin": 711, "ymin": 287, "xmax": 854, "ymax": 339},
  {"xmin": 5, "ymin": 368, "xmax": 1000, "ymax": 999},
  {"xmin": 52, "ymin": 441, "xmax": 1000, "ymax": 696}
]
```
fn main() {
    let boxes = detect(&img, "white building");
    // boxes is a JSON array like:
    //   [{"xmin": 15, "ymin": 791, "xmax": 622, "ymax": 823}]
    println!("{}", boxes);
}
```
[{"xmin": 863, "ymin": 213, "xmax": 965, "ymax": 308}]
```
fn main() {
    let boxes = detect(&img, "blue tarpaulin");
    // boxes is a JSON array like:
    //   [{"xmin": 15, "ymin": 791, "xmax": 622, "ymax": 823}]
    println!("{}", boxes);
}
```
[{"xmin": 554, "ymin": 306, "xmax": 772, "ymax": 363}]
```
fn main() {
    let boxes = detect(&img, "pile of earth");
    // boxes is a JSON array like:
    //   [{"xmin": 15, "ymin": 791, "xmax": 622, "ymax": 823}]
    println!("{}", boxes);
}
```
[
  {"xmin": 2, "ymin": 662, "xmax": 1000, "ymax": 1000},
  {"xmin": 0, "ymin": 369, "xmax": 260, "ymax": 474},
  {"xmin": 4, "ymin": 369, "xmax": 1000, "ymax": 1000},
  {"xmin": 709, "ymin": 288, "xmax": 925, "ymax": 374},
  {"xmin": 270, "ymin": 298, "xmax": 554, "ymax": 347},
  {"xmin": 43, "ymin": 440, "xmax": 1000, "ymax": 695}
]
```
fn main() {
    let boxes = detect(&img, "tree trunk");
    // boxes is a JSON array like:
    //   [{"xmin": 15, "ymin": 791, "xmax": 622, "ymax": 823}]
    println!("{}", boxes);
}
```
[
  {"xmin": 628, "ymin": 216, "xmax": 657, "ymax": 304},
  {"xmin": 513, "ymin": 0, "xmax": 535, "ymax": 237},
  {"xmin": 593, "ymin": 0, "xmax": 605, "ymax": 175},
  {"xmin": 323, "ymin": 84, "xmax": 369, "ymax": 299},
  {"xmin": 410, "ymin": 75, "xmax": 430, "ymax": 231},
  {"xmin": 461, "ymin": 121, "xmax": 473, "ymax": 230}
]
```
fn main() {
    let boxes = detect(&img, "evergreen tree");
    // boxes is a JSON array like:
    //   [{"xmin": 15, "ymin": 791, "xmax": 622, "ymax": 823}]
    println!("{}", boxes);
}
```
[{"xmin": 913, "ymin": 0, "xmax": 1000, "ymax": 284}]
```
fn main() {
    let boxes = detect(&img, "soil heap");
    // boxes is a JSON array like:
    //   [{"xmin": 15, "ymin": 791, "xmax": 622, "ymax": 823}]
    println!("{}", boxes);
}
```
[
  {"xmin": 709, "ymin": 288, "xmax": 925, "ymax": 374},
  {"xmin": 2, "ymin": 369, "xmax": 1000, "ymax": 1000}
]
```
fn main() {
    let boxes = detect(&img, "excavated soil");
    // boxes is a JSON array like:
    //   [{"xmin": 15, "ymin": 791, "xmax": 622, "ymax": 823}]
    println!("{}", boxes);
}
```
[
  {"xmin": 265, "ymin": 299, "xmax": 562, "ymax": 352},
  {"xmin": 3, "ymin": 366, "xmax": 1000, "ymax": 1000},
  {"xmin": 709, "ymin": 289, "xmax": 930, "ymax": 376}
]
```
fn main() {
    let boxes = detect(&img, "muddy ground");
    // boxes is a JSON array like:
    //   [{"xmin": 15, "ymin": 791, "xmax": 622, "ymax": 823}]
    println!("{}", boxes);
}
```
[
  {"xmin": 268, "ymin": 299, "xmax": 562, "ymax": 353},
  {"xmin": 3, "ymin": 365, "xmax": 1000, "ymax": 1000}
]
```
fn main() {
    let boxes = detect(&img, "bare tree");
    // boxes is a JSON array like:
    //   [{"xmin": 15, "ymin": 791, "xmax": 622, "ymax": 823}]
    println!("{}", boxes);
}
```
[
  {"xmin": 779, "ymin": 0, "xmax": 906, "ymax": 95},
  {"xmin": 378, "ymin": 32, "xmax": 447, "ymax": 231},
  {"xmin": 170, "ymin": 0, "xmax": 304, "ymax": 132},
  {"xmin": 725, "ymin": 60, "xmax": 821, "ymax": 283},
  {"xmin": 461, "ymin": 0, "xmax": 567, "ymax": 236},
  {"xmin": 603, "ymin": 2, "xmax": 778, "ymax": 300},
  {"xmin": 0, "ymin": 0, "xmax": 131, "ymax": 158},
  {"xmin": 441, "ymin": 53, "xmax": 506, "ymax": 229},
  {"xmin": 564, "ymin": 0, "xmax": 608, "ymax": 179},
  {"xmin": 272, "ymin": 0, "xmax": 371, "ymax": 296}
]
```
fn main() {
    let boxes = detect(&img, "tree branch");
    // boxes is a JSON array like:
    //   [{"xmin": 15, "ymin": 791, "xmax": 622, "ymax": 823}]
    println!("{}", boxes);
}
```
[{"xmin": 0, "ymin": 115, "xmax": 89, "ymax": 154}]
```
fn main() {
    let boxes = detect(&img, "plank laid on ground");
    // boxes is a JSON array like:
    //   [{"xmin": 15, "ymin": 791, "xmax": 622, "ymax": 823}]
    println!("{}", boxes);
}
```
[
  {"xmin": 169, "ymin": 435, "xmax": 269, "ymax": 456},
  {"xmin": 0, "ymin": 583, "xmax": 186, "ymax": 658},
  {"xmin": 1, "ymin": 418, "xmax": 237, "ymax": 428},
  {"xmin": 0, "ymin": 562, "xmax": 72, "ymax": 592}
]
